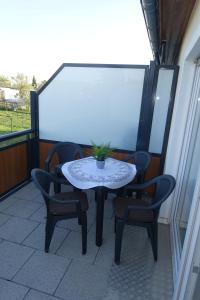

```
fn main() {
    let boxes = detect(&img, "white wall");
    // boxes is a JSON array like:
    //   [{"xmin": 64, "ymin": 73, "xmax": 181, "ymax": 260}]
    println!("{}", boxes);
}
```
[
  {"xmin": 39, "ymin": 66, "xmax": 145, "ymax": 151},
  {"xmin": 160, "ymin": 1, "xmax": 200, "ymax": 221}
]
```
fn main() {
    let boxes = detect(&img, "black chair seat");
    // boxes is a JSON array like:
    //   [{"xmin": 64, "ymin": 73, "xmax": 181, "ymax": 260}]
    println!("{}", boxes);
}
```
[
  {"xmin": 114, "ymin": 197, "xmax": 153, "ymax": 222},
  {"xmin": 31, "ymin": 168, "xmax": 88, "ymax": 255},
  {"xmin": 50, "ymin": 192, "xmax": 88, "ymax": 215}
]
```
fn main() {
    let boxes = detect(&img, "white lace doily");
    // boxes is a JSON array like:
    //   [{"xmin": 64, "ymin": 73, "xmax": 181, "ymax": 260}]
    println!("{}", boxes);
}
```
[{"xmin": 61, "ymin": 156, "xmax": 136, "ymax": 189}]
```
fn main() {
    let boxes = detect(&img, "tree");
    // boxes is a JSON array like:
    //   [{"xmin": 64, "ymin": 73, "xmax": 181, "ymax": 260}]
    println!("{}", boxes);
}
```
[
  {"xmin": 0, "ymin": 75, "xmax": 11, "ymax": 88},
  {"xmin": 37, "ymin": 80, "xmax": 46, "ymax": 89},
  {"xmin": 32, "ymin": 75, "xmax": 37, "ymax": 89},
  {"xmin": 11, "ymin": 73, "xmax": 31, "ymax": 111}
]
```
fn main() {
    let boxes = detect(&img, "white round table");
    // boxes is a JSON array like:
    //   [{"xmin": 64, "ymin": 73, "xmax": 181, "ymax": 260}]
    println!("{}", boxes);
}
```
[{"xmin": 62, "ymin": 156, "xmax": 136, "ymax": 246}]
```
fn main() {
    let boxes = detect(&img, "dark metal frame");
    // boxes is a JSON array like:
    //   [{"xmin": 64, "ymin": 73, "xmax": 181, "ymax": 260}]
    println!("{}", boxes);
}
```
[
  {"xmin": 30, "ymin": 91, "xmax": 39, "ymax": 169},
  {"xmin": 136, "ymin": 60, "xmax": 159, "ymax": 150},
  {"xmin": 159, "ymin": 65, "xmax": 179, "ymax": 173},
  {"xmin": 137, "ymin": 62, "xmax": 179, "ymax": 173}
]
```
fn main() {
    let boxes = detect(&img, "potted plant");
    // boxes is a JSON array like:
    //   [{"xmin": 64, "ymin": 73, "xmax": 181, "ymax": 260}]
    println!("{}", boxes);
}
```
[{"xmin": 91, "ymin": 142, "xmax": 113, "ymax": 169}]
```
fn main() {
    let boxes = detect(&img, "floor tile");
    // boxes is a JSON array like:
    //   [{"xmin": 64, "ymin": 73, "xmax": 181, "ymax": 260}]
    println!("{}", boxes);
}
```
[
  {"xmin": 0, "ymin": 184, "xmax": 174, "ymax": 300},
  {"xmin": 56, "ymin": 210, "xmax": 95, "ymax": 232},
  {"xmin": 13, "ymin": 184, "xmax": 40, "ymax": 201},
  {"xmin": 31, "ymin": 193, "xmax": 45, "ymax": 203},
  {"xmin": 56, "ymin": 229, "xmax": 99, "ymax": 263},
  {"xmin": 0, "ymin": 196, "xmax": 18, "ymax": 212},
  {"xmin": 3, "ymin": 199, "xmax": 42, "ymax": 218},
  {"xmin": 0, "ymin": 278, "xmax": 28, "ymax": 300},
  {"xmin": 102, "ymin": 288, "xmax": 121, "ymax": 300},
  {"xmin": 55, "ymin": 260, "xmax": 110, "ymax": 300},
  {"xmin": 0, "ymin": 216, "xmax": 39, "ymax": 243},
  {"xmin": 14, "ymin": 251, "xmax": 71, "ymax": 294},
  {"xmin": 0, "ymin": 240, "xmax": 34, "ymax": 280},
  {"xmin": 29, "ymin": 205, "xmax": 46, "ymax": 223},
  {"xmin": 94, "ymin": 219, "xmax": 115, "ymax": 268},
  {"xmin": 24, "ymin": 289, "xmax": 61, "ymax": 300},
  {"xmin": 23, "ymin": 223, "xmax": 69, "ymax": 253},
  {"xmin": 107, "ymin": 225, "xmax": 173, "ymax": 300},
  {"xmin": 0, "ymin": 213, "xmax": 10, "ymax": 226}
]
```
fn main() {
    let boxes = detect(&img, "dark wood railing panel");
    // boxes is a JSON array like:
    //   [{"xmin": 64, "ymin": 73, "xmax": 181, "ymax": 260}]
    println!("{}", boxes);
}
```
[
  {"xmin": 39, "ymin": 141, "xmax": 58, "ymax": 169},
  {"xmin": 39, "ymin": 141, "xmax": 161, "ymax": 183},
  {"xmin": 0, "ymin": 143, "xmax": 28, "ymax": 194}
]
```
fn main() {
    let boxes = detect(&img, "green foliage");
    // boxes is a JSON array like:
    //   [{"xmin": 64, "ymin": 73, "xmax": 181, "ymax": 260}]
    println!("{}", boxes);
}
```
[
  {"xmin": 11, "ymin": 73, "xmax": 31, "ymax": 111},
  {"xmin": 0, "ymin": 110, "xmax": 31, "ymax": 135},
  {"xmin": 37, "ymin": 79, "xmax": 46, "ymax": 89},
  {"xmin": 91, "ymin": 142, "xmax": 113, "ymax": 161},
  {"xmin": 32, "ymin": 75, "xmax": 37, "ymax": 89},
  {"xmin": 0, "ymin": 75, "xmax": 11, "ymax": 88}
]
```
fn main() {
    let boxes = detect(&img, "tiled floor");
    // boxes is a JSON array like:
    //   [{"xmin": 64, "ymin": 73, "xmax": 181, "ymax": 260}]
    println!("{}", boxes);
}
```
[{"xmin": 0, "ymin": 183, "xmax": 173, "ymax": 300}]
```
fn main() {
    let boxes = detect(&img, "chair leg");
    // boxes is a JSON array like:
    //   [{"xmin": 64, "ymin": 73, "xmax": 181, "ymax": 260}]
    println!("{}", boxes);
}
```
[
  {"xmin": 136, "ymin": 190, "xmax": 142, "ymax": 199},
  {"xmin": 81, "ymin": 212, "xmax": 87, "ymax": 255},
  {"xmin": 115, "ymin": 218, "xmax": 125, "ymax": 265},
  {"xmin": 78, "ymin": 215, "xmax": 82, "ymax": 225},
  {"xmin": 95, "ymin": 190, "xmax": 97, "ymax": 203},
  {"xmin": 146, "ymin": 227, "xmax": 151, "ymax": 239},
  {"xmin": 105, "ymin": 190, "xmax": 108, "ymax": 200},
  {"xmin": 149, "ymin": 223, "xmax": 158, "ymax": 261},
  {"xmin": 45, "ymin": 216, "xmax": 56, "ymax": 253},
  {"xmin": 54, "ymin": 182, "xmax": 61, "ymax": 193},
  {"xmin": 114, "ymin": 216, "xmax": 117, "ymax": 233},
  {"xmin": 116, "ymin": 188, "xmax": 124, "ymax": 197}
]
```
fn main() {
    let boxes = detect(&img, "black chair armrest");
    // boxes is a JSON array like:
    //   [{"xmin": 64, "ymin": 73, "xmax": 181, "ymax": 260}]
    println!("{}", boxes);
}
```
[
  {"xmin": 124, "ymin": 195, "xmax": 171, "ymax": 217},
  {"xmin": 123, "ymin": 177, "xmax": 157, "ymax": 191}
]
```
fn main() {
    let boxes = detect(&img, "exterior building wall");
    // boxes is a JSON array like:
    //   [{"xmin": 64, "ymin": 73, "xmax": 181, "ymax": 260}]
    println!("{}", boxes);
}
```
[{"xmin": 160, "ymin": 1, "xmax": 200, "ymax": 223}]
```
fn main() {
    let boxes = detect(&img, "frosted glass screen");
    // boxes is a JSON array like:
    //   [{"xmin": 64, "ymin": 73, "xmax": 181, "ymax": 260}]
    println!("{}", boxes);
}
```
[
  {"xmin": 39, "ymin": 66, "xmax": 145, "ymax": 150},
  {"xmin": 149, "ymin": 69, "xmax": 174, "ymax": 154}
]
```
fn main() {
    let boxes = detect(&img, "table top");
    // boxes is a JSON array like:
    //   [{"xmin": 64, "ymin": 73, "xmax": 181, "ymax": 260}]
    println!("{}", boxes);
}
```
[{"xmin": 62, "ymin": 156, "xmax": 137, "ymax": 189}]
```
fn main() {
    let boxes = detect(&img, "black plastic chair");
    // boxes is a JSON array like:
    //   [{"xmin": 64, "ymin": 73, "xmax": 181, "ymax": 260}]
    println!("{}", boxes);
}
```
[
  {"xmin": 114, "ymin": 174, "xmax": 176, "ymax": 264},
  {"xmin": 105, "ymin": 151, "xmax": 152, "ymax": 199},
  {"xmin": 31, "ymin": 168, "xmax": 88, "ymax": 254},
  {"xmin": 45, "ymin": 142, "xmax": 84, "ymax": 193},
  {"xmin": 124, "ymin": 151, "xmax": 152, "ymax": 184}
]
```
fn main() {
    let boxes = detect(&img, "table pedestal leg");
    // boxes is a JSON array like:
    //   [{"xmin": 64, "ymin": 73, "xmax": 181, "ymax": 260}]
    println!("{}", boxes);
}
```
[{"xmin": 95, "ymin": 187, "xmax": 105, "ymax": 247}]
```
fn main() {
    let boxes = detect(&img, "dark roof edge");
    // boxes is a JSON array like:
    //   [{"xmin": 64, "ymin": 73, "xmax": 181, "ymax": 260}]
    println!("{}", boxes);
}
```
[{"xmin": 140, "ymin": 0, "xmax": 160, "ymax": 64}]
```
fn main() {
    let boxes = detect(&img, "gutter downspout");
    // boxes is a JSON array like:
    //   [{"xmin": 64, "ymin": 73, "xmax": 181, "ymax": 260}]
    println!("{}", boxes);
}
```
[{"xmin": 140, "ymin": 0, "xmax": 160, "ymax": 64}]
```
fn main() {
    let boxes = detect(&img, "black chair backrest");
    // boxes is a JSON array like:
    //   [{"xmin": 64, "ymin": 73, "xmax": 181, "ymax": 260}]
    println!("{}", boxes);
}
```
[
  {"xmin": 53, "ymin": 142, "xmax": 84, "ymax": 163},
  {"xmin": 133, "ymin": 151, "xmax": 151, "ymax": 175},
  {"xmin": 31, "ymin": 168, "xmax": 52, "ymax": 207},
  {"xmin": 152, "ymin": 174, "xmax": 176, "ymax": 210}
]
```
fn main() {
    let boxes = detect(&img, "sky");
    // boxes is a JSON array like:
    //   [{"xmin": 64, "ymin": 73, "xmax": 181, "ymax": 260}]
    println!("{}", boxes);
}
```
[{"xmin": 0, "ymin": 0, "xmax": 152, "ymax": 82}]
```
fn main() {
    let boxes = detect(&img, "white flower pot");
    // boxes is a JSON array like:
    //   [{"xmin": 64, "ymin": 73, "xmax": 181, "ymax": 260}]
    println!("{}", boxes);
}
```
[{"xmin": 96, "ymin": 160, "xmax": 105, "ymax": 169}]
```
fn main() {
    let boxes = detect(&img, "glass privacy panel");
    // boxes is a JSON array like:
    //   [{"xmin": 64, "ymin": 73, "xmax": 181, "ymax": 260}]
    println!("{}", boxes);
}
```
[
  {"xmin": 39, "ymin": 66, "xmax": 145, "ymax": 150},
  {"xmin": 149, "ymin": 68, "xmax": 174, "ymax": 154}
]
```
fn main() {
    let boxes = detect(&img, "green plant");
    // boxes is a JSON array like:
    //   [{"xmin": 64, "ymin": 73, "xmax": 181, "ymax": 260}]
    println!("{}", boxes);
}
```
[{"xmin": 91, "ymin": 142, "xmax": 113, "ymax": 161}]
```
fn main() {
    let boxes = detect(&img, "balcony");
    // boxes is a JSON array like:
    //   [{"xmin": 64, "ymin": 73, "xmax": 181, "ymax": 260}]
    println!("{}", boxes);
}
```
[{"xmin": 0, "ymin": 63, "xmax": 177, "ymax": 299}]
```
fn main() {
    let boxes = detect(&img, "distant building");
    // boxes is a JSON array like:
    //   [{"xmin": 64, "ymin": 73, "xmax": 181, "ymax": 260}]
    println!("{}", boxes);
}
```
[{"xmin": 0, "ymin": 87, "xmax": 19, "ymax": 110}]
